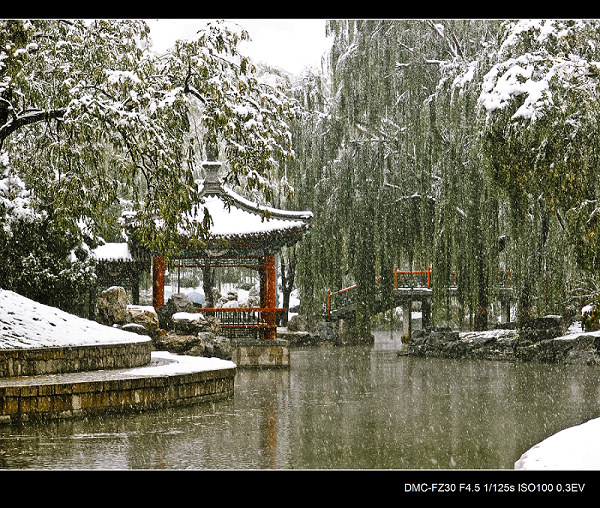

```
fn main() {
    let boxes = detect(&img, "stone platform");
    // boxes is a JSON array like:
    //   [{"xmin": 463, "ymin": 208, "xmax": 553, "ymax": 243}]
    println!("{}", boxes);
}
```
[
  {"xmin": 231, "ymin": 338, "xmax": 290, "ymax": 368},
  {"xmin": 0, "ymin": 351, "xmax": 236, "ymax": 424},
  {"xmin": 0, "ymin": 289, "xmax": 236, "ymax": 424}
]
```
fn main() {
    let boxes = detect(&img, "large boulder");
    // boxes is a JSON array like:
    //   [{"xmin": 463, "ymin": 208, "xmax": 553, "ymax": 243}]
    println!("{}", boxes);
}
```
[
  {"xmin": 157, "ymin": 293, "xmax": 197, "ymax": 330},
  {"xmin": 172, "ymin": 312, "xmax": 220, "ymax": 335},
  {"xmin": 96, "ymin": 286, "xmax": 128, "ymax": 325},
  {"xmin": 168, "ymin": 293, "xmax": 197, "ymax": 313},
  {"xmin": 127, "ymin": 305, "xmax": 160, "ymax": 338},
  {"xmin": 287, "ymin": 314, "xmax": 308, "ymax": 332}
]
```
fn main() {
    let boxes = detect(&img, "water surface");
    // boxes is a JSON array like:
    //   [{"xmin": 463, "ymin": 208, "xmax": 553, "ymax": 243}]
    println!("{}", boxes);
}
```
[{"xmin": 1, "ymin": 331, "xmax": 599, "ymax": 469}]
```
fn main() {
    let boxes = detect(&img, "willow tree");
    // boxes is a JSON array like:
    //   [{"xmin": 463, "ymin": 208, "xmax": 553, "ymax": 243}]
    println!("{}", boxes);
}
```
[
  {"xmin": 283, "ymin": 68, "xmax": 345, "ymax": 326},
  {"xmin": 478, "ymin": 20, "xmax": 600, "ymax": 321},
  {"xmin": 297, "ymin": 19, "xmax": 508, "ymax": 334},
  {"xmin": 303, "ymin": 20, "xmax": 448, "ymax": 337},
  {"xmin": 425, "ymin": 20, "xmax": 505, "ymax": 329}
]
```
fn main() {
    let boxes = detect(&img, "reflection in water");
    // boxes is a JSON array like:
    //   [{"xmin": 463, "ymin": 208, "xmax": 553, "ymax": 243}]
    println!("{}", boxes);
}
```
[{"xmin": 1, "ymin": 330, "xmax": 599, "ymax": 469}]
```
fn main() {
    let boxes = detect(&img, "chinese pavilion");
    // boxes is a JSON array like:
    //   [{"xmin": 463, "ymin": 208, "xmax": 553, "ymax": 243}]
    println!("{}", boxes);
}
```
[{"xmin": 93, "ymin": 161, "xmax": 312, "ymax": 367}]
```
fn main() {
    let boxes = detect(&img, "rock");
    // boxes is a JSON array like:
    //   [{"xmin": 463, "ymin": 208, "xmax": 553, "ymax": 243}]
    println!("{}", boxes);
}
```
[
  {"xmin": 96, "ymin": 286, "xmax": 129, "ymax": 325},
  {"xmin": 127, "ymin": 305, "xmax": 159, "ymax": 337},
  {"xmin": 119, "ymin": 323, "xmax": 150, "ymax": 336},
  {"xmin": 277, "ymin": 328, "xmax": 318, "ymax": 346},
  {"xmin": 317, "ymin": 321, "xmax": 338, "ymax": 343},
  {"xmin": 287, "ymin": 314, "xmax": 307, "ymax": 332},
  {"xmin": 153, "ymin": 333, "xmax": 201, "ymax": 354},
  {"xmin": 211, "ymin": 335, "xmax": 232, "ymax": 360},
  {"xmin": 169, "ymin": 293, "xmax": 197, "ymax": 313},
  {"xmin": 152, "ymin": 330, "xmax": 231, "ymax": 360},
  {"xmin": 172, "ymin": 312, "xmax": 221, "ymax": 336},
  {"xmin": 173, "ymin": 312, "xmax": 210, "ymax": 335},
  {"xmin": 429, "ymin": 330, "xmax": 459, "ymax": 343},
  {"xmin": 156, "ymin": 305, "xmax": 171, "ymax": 330},
  {"xmin": 519, "ymin": 314, "xmax": 567, "ymax": 342},
  {"xmin": 157, "ymin": 293, "xmax": 197, "ymax": 330}
]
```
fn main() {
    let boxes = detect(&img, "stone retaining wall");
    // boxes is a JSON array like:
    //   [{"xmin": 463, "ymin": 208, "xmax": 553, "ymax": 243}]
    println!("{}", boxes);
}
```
[
  {"xmin": 0, "ymin": 339, "xmax": 152, "ymax": 378},
  {"xmin": 231, "ymin": 338, "xmax": 290, "ymax": 368},
  {"xmin": 0, "ymin": 358, "xmax": 235, "ymax": 424}
]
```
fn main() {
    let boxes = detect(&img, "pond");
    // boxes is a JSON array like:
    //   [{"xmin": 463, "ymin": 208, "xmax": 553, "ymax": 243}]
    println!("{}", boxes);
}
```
[{"xmin": 1, "ymin": 331, "xmax": 599, "ymax": 469}]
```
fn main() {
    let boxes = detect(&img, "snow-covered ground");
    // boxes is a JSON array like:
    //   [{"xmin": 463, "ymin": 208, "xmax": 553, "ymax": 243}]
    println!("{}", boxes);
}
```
[
  {"xmin": 0, "ymin": 289, "xmax": 148, "ymax": 349},
  {"xmin": 512, "ymin": 321, "xmax": 600, "ymax": 469},
  {"xmin": 125, "ymin": 351, "xmax": 235, "ymax": 377},
  {"xmin": 515, "ymin": 416, "xmax": 600, "ymax": 470}
]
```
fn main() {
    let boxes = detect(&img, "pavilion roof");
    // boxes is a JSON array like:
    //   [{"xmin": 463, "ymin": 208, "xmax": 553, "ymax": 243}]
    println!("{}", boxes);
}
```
[
  {"xmin": 108, "ymin": 161, "xmax": 313, "ymax": 259},
  {"xmin": 185, "ymin": 161, "xmax": 312, "ymax": 250}
]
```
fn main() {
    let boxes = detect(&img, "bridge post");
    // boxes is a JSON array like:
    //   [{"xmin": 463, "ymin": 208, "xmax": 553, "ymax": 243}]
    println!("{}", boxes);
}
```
[{"xmin": 402, "ymin": 301, "xmax": 411, "ymax": 337}]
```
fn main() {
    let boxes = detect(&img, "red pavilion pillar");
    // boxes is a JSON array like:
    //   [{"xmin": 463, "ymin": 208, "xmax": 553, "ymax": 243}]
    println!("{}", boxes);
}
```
[
  {"xmin": 152, "ymin": 256, "xmax": 166, "ymax": 309},
  {"xmin": 265, "ymin": 255, "xmax": 277, "ymax": 340},
  {"xmin": 260, "ymin": 255, "xmax": 277, "ymax": 340}
]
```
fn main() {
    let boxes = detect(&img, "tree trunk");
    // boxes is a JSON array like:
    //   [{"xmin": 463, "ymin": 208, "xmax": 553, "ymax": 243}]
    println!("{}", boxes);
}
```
[
  {"xmin": 202, "ymin": 266, "xmax": 216, "ymax": 308},
  {"xmin": 280, "ymin": 248, "xmax": 297, "ymax": 326}
]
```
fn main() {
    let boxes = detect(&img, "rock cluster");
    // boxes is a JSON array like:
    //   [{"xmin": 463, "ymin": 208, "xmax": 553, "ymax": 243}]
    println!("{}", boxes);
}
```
[
  {"xmin": 404, "ymin": 316, "xmax": 600, "ymax": 365},
  {"xmin": 96, "ymin": 286, "xmax": 159, "ymax": 338},
  {"xmin": 154, "ymin": 309, "xmax": 231, "ymax": 360},
  {"xmin": 95, "ymin": 288, "xmax": 231, "ymax": 360}
]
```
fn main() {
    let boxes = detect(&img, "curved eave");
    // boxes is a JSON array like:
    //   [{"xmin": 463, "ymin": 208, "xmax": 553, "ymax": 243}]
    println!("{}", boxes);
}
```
[{"xmin": 198, "ymin": 183, "xmax": 313, "ymax": 222}]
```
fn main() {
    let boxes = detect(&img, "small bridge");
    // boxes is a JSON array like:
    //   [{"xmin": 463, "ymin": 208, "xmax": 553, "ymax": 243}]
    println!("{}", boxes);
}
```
[{"xmin": 324, "ymin": 267, "xmax": 513, "ymax": 334}]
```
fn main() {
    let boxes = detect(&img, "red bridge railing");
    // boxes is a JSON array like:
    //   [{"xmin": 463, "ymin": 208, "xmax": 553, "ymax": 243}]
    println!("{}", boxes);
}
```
[{"xmin": 325, "ymin": 267, "xmax": 511, "ymax": 316}]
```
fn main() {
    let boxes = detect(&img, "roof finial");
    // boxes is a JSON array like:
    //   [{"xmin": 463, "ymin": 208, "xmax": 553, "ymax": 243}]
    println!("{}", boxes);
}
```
[{"xmin": 201, "ymin": 161, "xmax": 223, "ymax": 195}]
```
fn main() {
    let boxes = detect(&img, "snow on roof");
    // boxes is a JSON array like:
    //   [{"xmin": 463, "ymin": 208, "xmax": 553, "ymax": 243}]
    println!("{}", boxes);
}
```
[
  {"xmin": 0, "ymin": 289, "xmax": 148, "ymax": 349},
  {"xmin": 198, "ymin": 194, "xmax": 310, "ymax": 238},
  {"xmin": 220, "ymin": 185, "xmax": 313, "ymax": 221},
  {"xmin": 92, "ymin": 242, "xmax": 133, "ymax": 262}
]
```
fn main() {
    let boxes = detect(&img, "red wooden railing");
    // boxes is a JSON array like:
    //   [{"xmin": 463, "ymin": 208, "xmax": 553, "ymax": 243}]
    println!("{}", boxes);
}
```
[
  {"xmin": 196, "ymin": 307, "xmax": 285, "ymax": 339},
  {"xmin": 325, "ymin": 266, "xmax": 511, "ymax": 316}
]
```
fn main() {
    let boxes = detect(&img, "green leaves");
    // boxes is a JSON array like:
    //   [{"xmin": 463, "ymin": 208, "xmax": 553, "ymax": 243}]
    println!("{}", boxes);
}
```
[{"xmin": 1, "ymin": 19, "xmax": 296, "ymax": 258}]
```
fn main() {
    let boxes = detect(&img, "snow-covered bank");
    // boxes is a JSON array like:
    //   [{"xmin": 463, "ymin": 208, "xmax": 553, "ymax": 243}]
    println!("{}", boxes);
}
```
[
  {"xmin": 0, "ymin": 289, "xmax": 147, "ymax": 349},
  {"xmin": 515, "ymin": 417, "xmax": 600, "ymax": 470}
]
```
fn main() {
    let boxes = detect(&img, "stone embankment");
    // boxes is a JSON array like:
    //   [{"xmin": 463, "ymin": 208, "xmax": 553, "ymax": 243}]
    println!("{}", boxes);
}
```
[
  {"xmin": 403, "ymin": 316, "xmax": 600, "ymax": 365},
  {"xmin": 0, "ymin": 288, "xmax": 236, "ymax": 424}
]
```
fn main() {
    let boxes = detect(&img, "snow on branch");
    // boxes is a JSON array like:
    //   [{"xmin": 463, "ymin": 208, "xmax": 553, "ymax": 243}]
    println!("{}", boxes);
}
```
[{"xmin": 0, "ymin": 108, "xmax": 65, "ymax": 145}]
